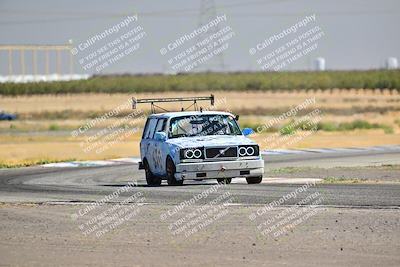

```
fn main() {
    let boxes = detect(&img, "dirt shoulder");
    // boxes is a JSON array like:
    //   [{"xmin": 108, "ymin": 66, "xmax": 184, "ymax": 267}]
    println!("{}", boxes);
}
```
[
  {"xmin": 267, "ymin": 165, "xmax": 400, "ymax": 183},
  {"xmin": 0, "ymin": 204, "xmax": 399, "ymax": 266}
]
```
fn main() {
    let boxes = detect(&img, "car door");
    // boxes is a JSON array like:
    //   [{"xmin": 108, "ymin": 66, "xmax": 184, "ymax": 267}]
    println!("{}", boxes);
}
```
[
  {"xmin": 150, "ymin": 118, "xmax": 167, "ymax": 175},
  {"xmin": 140, "ymin": 117, "xmax": 158, "ymax": 171}
]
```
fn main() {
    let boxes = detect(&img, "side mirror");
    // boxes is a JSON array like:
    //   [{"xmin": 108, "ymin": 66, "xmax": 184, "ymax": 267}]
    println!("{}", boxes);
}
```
[
  {"xmin": 154, "ymin": 131, "xmax": 167, "ymax": 141},
  {"xmin": 242, "ymin": 128, "xmax": 254, "ymax": 136},
  {"xmin": 235, "ymin": 114, "xmax": 240, "ymax": 121}
]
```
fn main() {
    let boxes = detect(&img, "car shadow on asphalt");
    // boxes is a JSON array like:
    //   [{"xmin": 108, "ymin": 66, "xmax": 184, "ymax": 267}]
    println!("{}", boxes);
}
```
[{"xmin": 100, "ymin": 181, "xmax": 220, "ymax": 187}]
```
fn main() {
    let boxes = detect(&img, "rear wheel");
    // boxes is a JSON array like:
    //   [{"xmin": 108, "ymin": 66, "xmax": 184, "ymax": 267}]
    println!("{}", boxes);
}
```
[
  {"xmin": 144, "ymin": 160, "xmax": 161, "ymax": 186},
  {"xmin": 246, "ymin": 176, "xmax": 263, "ymax": 184},
  {"xmin": 217, "ymin": 178, "xmax": 232, "ymax": 184},
  {"xmin": 166, "ymin": 158, "xmax": 183, "ymax": 186}
]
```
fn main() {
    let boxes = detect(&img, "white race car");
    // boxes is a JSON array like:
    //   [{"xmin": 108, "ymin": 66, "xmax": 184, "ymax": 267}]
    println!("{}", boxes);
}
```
[{"xmin": 135, "ymin": 96, "xmax": 264, "ymax": 186}]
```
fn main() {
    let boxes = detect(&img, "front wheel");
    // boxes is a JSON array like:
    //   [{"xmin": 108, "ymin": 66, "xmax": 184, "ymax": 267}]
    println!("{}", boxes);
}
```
[
  {"xmin": 144, "ymin": 160, "xmax": 161, "ymax": 186},
  {"xmin": 246, "ymin": 176, "xmax": 263, "ymax": 184},
  {"xmin": 166, "ymin": 158, "xmax": 183, "ymax": 186}
]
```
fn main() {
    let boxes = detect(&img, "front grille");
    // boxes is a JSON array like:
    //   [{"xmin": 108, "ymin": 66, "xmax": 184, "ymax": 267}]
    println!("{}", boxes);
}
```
[{"xmin": 205, "ymin": 147, "xmax": 237, "ymax": 158}]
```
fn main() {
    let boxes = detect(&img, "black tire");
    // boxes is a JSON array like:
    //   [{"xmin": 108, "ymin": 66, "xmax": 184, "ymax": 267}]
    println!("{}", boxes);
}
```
[
  {"xmin": 144, "ymin": 160, "xmax": 161, "ymax": 186},
  {"xmin": 217, "ymin": 178, "xmax": 232, "ymax": 184},
  {"xmin": 246, "ymin": 176, "xmax": 263, "ymax": 184},
  {"xmin": 166, "ymin": 158, "xmax": 183, "ymax": 186}
]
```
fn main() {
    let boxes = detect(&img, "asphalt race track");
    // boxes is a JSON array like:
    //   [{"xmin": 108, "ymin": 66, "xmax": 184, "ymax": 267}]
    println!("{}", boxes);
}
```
[
  {"xmin": 1, "ymin": 147, "xmax": 400, "ymax": 266},
  {"xmin": 1, "ymin": 147, "xmax": 400, "ymax": 207}
]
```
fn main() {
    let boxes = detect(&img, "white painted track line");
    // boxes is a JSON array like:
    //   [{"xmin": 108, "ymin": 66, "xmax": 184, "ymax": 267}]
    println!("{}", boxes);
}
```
[{"xmin": 231, "ymin": 177, "xmax": 322, "ymax": 184}]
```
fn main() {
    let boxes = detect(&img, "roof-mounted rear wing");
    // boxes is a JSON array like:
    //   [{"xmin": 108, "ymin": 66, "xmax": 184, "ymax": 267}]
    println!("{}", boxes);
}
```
[{"xmin": 132, "ymin": 95, "xmax": 214, "ymax": 113}]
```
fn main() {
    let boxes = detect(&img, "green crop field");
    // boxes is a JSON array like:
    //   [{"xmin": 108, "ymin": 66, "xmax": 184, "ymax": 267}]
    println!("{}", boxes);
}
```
[{"xmin": 0, "ymin": 70, "xmax": 399, "ymax": 95}]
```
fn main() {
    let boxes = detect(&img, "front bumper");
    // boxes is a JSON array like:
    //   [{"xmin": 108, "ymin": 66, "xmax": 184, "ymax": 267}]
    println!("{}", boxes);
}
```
[{"xmin": 175, "ymin": 159, "xmax": 264, "ymax": 180}]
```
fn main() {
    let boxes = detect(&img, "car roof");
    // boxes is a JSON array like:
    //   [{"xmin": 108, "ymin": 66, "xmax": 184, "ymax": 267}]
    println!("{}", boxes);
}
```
[{"xmin": 148, "ymin": 110, "xmax": 234, "ymax": 119}]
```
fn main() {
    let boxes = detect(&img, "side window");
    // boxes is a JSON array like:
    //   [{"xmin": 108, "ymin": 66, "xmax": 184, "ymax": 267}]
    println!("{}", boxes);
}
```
[
  {"xmin": 145, "ymin": 118, "xmax": 157, "ymax": 139},
  {"xmin": 162, "ymin": 119, "xmax": 167, "ymax": 131},
  {"xmin": 142, "ymin": 119, "xmax": 150, "ymax": 139},
  {"xmin": 154, "ymin": 118, "xmax": 166, "ymax": 135}
]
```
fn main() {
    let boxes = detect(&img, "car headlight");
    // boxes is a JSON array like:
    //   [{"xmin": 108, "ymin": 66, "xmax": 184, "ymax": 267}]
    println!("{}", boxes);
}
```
[
  {"xmin": 238, "ymin": 145, "xmax": 259, "ymax": 156},
  {"xmin": 180, "ymin": 148, "xmax": 204, "ymax": 160}
]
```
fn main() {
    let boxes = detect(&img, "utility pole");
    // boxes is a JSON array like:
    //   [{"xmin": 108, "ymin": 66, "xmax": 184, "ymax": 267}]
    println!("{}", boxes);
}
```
[{"xmin": 197, "ymin": 0, "xmax": 225, "ymax": 72}]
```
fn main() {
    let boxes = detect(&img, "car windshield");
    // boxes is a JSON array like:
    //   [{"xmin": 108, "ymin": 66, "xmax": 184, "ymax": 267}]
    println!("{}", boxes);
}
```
[{"xmin": 169, "ymin": 114, "xmax": 242, "ymax": 138}]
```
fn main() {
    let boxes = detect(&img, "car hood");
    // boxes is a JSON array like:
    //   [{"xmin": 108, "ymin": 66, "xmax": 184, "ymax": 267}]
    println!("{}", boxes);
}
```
[{"xmin": 166, "ymin": 135, "xmax": 257, "ymax": 148}]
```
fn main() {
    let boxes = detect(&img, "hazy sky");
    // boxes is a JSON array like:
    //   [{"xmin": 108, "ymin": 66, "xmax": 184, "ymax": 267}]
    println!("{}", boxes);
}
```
[{"xmin": 0, "ymin": 0, "xmax": 399, "ymax": 75}]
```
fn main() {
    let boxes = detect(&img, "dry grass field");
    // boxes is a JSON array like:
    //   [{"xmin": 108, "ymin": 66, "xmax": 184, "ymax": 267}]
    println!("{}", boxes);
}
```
[
  {"xmin": 1, "ymin": 90, "xmax": 399, "ymax": 167},
  {"xmin": 1, "ymin": 89, "xmax": 399, "ymax": 114}
]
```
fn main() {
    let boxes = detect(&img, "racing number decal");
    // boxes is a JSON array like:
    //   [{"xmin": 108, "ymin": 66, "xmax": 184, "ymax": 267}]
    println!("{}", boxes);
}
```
[
  {"xmin": 152, "ymin": 145, "xmax": 163, "ymax": 170},
  {"xmin": 145, "ymin": 143, "xmax": 151, "ymax": 154}
]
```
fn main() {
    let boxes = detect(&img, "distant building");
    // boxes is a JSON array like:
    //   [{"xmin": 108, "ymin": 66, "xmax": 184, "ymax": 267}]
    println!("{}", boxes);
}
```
[
  {"xmin": 0, "ymin": 74, "xmax": 90, "ymax": 84},
  {"xmin": 0, "ymin": 43, "xmax": 89, "ymax": 83},
  {"xmin": 314, "ymin": 57, "xmax": 326, "ymax": 71},
  {"xmin": 386, "ymin": 57, "xmax": 398, "ymax": 70}
]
